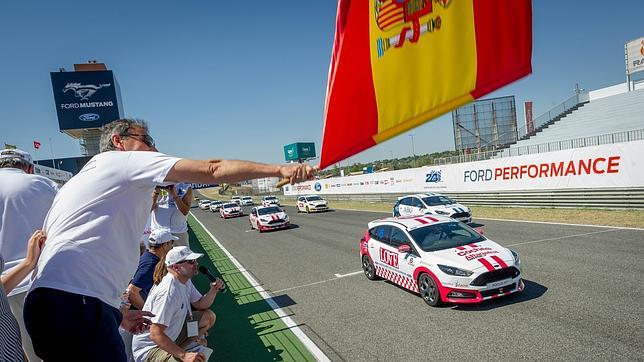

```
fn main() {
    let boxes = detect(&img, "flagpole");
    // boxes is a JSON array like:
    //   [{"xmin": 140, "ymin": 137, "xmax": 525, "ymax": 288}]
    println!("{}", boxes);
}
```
[{"xmin": 49, "ymin": 137, "xmax": 57, "ymax": 169}]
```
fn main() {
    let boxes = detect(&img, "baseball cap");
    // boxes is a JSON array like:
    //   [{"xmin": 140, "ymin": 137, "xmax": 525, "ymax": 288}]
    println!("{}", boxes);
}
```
[
  {"xmin": 165, "ymin": 246, "xmax": 203, "ymax": 266},
  {"xmin": 148, "ymin": 228, "xmax": 179, "ymax": 246},
  {"xmin": 0, "ymin": 148, "xmax": 33, "ymax": 164}
]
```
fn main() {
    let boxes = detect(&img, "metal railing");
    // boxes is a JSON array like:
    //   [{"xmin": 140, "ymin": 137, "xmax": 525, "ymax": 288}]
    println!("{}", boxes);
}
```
[
  {"xmin": 433, "ymin": 128, "xmax": 644, "ymax": 165},
  {"xmin": 518, "ymin": 92, "xmax": 589, "ymax": 139},
  {"xmin": 281, "ymin": 187, "xmax": 644, "ymax": 209}
]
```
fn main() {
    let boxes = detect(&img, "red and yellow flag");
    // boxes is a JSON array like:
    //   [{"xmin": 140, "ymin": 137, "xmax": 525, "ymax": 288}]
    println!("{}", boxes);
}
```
[{"xmin": 320, "ymin": 0, "xmax": 532, "ymax": 169}]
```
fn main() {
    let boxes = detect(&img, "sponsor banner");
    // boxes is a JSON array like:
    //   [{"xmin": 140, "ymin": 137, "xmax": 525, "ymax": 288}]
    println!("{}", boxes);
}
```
[
  {"xmin": 191, "ymin": 183, "xmax": 219, "ymax": 190},
  {"xmin": 625, "ymin": 36, "xmax": 644, "ymax": 75},
  {"xmin": 284, "ymin": 141, "xmax": 644, "ymax": 195},
  {"xmin": 34, "ymin": 164, "xmax": 72, "ymax": 182},
  {"xmin": 50, "ymin": 70, "xmax": 122, "ymax": 130}
]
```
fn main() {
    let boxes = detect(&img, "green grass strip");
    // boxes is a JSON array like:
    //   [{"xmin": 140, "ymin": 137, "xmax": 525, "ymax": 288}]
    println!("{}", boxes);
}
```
[{"xmin": 187, "ymin": 215, "xmax": 317, "ymax": 361}]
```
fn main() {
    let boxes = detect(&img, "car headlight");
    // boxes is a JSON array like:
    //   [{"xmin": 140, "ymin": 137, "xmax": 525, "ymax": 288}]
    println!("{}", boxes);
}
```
[
  {"xmin": 438, "ymin": 264, "xmax": 473, "ymax": 277},
  {"xmin": 510, "ymin": 250, "xmax": 521, "ymax": 267},
  {"xmin": 434, "ymin": 210, "xmax": 450, "ymax": 215}
]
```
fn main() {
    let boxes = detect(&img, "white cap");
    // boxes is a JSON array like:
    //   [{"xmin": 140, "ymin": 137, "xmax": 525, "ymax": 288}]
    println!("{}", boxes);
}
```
[
  {"xmin": 148, "ymin": 228, "xmax": 178, "ymax": 246},
  {"xmin": 0, "ymin": 148, "xmax": 33, "ymax": 164},
  {"xmin": 165, "ymin": 246, "xmax": 203, "ymax": 266}
]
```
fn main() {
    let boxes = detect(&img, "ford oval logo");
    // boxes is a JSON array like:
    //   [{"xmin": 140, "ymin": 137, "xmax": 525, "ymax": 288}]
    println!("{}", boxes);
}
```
[
  {"xmin": 314, "ymin": 182, "xmax": 322, "ymax": 191},
  {"xmin": 79, "ymin": 113, "xmax": 100, "ymax": 121}
]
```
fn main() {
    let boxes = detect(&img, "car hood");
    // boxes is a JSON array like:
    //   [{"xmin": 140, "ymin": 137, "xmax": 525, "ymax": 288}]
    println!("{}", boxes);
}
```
[
  {"xmin": 223, "ymin": 207, "xmax": 241, "ymax": 211},
  {"xmin": 307, "ymin": 200, "xmax": 327, "ymax": 205},
  {"xmin": 424, "ymin": 239, "xmax": 513, "ymax": 272},
  {"xmin": 428, "ymin": 203, "xmax": 469, "ymax": 214},
  {"xmin": 259, "ymin": 212, "xmax": 287, "ymax": 221}
]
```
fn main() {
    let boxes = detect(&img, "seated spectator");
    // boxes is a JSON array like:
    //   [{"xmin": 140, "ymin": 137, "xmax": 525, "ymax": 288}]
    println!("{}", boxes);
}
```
[
  {"xmin": 132, "ymin": 246, "xmax": 224, "ymax": 362},
  {"xmin": 129, "ymin": 228, "xmax": 177, "ymax": 309},
  {"xmin": 0, "ymin": 230, "xmax": 46, "ymax": 361}
]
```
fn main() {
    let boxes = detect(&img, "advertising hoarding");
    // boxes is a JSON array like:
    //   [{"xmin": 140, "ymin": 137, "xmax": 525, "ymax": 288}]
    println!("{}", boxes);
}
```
[
  {"xmin": 284, "ymin": 141, "xmax": 644, "ymax": 195},
  {"xmin": 625, "ymin": 37, "xmax": 644, "ymax": 75},
  {"xmin": 50, "ymin": 70, "xmax": 122, "ymax": 130}
]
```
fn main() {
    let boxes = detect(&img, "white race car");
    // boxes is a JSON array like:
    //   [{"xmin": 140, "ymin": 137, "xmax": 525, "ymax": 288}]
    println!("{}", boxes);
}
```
[
  {"xmin": 240, "ymin": 196, "xmax": 254, "ymax": 206},
  {"xmin": 198, "ymin": 200, "xmax": 212, "ymax": 210},
  {"xmin": 393, "ymin": 193, "xmax": 472, "ymax": 224},
  {"xmin": 231, "ymin": 196, "xmax": 242, "ymax": 205},
  {"xmin": 219, "ymin": 202, "xmax": 243, "ymax": 219},
  {"xmin": 249, "ymin": 206, "xmax": 290, "ymax": 232},
  {"xmin": 360, "ymin": 215, "xmax": 523, "ymax": 307},
  {"xmin": 209, "ymin": 200, "xmax": 224, "ymax": 212},
  {"xmin": 296, "ymin": 195, "xmax": 329, "ymax": 213},
  {"xmin": 261, "ymin": 195, "xmax": 280, "ymax": 207}
]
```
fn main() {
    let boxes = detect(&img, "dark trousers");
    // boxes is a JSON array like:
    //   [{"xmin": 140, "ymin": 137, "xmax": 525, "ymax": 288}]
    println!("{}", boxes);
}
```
[{"xmin": 24, "ymin": 288, "xmax": 126, "ymax": 362}]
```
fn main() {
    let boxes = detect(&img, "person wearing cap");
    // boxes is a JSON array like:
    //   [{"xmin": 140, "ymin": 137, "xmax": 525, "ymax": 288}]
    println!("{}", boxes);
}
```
[
  {"xmin": 0, "ymin": 148, "xmax": 58, "ymax": 361},
  {"xmin": 23, "ymin": 118, "xmax": 314, "ymax": 360},
  {"xmin": 129, "ymin": 228, "xmax": 178, "ymax": 310},
  {"xmin": 132, "ymin": 246, "xmax": 219, "ymax": 362}
]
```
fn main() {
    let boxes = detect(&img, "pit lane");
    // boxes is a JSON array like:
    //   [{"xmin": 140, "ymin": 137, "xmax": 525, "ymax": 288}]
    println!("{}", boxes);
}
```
[{"xmin": 191, "ymin": 205, "xmax": 644, "ymax": 361}]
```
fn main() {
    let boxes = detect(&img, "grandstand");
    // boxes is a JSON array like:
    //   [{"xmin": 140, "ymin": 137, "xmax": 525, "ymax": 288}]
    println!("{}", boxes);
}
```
[{"xmin": 495, "ymin": 87, "xmax": 644, "ymax": 158}]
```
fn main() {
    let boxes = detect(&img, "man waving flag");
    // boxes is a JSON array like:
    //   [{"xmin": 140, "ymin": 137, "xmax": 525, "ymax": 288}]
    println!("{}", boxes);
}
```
[{"xmin": 319, "ymin": 0, "xmax": 532, "ymax": 169}]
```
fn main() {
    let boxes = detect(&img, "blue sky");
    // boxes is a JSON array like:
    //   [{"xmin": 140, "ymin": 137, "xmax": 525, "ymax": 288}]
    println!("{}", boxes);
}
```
[{"xmin": 0, "ymin": 1, "xmax": 642, "ymax": 167}]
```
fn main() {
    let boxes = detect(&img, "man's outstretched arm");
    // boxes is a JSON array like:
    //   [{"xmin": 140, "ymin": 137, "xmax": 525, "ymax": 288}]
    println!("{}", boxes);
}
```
[{"xmin": 164, "ymin": 159, "xmax": 315, "ymax": 185}]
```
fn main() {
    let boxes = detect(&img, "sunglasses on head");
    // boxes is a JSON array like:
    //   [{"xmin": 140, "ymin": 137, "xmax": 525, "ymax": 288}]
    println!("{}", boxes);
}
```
[{"xmin": 123, "ymin": 133, "xmax": 155, "ymax": 147}]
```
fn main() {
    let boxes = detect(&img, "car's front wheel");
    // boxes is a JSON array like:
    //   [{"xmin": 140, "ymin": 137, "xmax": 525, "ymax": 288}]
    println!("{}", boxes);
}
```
[
  {"xmin": 418, "ymin": 273, "xmax": 442, "ymax": 307},
  {"xmin": 361, "ymin": 255, "xmax": 379, "ymax": 281}
]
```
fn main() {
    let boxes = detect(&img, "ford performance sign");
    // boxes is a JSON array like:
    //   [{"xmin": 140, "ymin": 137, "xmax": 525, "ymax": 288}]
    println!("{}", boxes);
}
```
[{"xmin": 51, "ymin": 70, "xmax": 122, "ymax": 130}]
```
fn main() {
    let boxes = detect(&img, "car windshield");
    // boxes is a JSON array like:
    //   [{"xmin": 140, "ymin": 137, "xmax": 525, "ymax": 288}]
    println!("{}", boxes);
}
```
[
  {"xmin": 223, "ymin": 203, "xmax": 238, "ymax": 208},
  {"xmin": 258, "ymin": 207, "xmax": 281, "ymax": 215},
  {"xmin": 243, "ymin": 197, "xmax": 252, "ymax": 200},
  {"xmin": 409, "ymin": 222, "xmax": 485, "ymax": 252},
  {"xmin": 421, "ymin": 195, "xmax": 455, "ymax": 206},
  {"xmin": 306, "ymin": 196, "xmax": 323, "ymax": 201},
  {"xmin": 265, "ymin": 196, "xmax": 277, "ymax": 200}
]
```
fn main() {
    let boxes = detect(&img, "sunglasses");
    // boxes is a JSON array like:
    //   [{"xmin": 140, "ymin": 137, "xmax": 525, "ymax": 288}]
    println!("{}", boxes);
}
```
[
  {"xmin": 123, "ymin": 133, "xmax": 155, "ymax": 148},
  {"xmin": 177, "ymin": 259, "xmax": 197, "ymax": 265}
]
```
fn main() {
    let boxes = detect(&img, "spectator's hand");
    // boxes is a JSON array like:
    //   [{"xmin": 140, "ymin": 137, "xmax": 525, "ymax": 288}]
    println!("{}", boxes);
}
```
[
  {"xmin": 24, "ymin": 230, "xmax": 46, "ymax": 267},
  {"xmin": 279, "ymin": 163, "xmax": 316, "ymax": 185},
  {"xmin": 180, "ymin": 351, "xmax": 205, "ymax": 362},
  {"xmin": 121, "ymin": 310, "xmax": 154, "ymax": 334},
  {"xmin": 210, "ymin": 278, "xmax": 225, "ymax": 293},
  {"xmin": 167, "ymin": 184, "xmax": 178, "ymax": 198}
]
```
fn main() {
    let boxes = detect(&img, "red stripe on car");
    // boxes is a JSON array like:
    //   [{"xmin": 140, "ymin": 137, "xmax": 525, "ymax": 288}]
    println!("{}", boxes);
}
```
[
  {"xmin": 477, "ymin": 258, "xmax": 495, "ymax": 271},
  {"xmin": 414, "ymin": 218, "xmax": 428, "ymax": 224},
  {"xmin": 490, "ymin": 255, "xmax": 508, "ymax": 268},
  {"xmin": 424, "ymin": 216, "xmax": 439, "ymax": 222}
]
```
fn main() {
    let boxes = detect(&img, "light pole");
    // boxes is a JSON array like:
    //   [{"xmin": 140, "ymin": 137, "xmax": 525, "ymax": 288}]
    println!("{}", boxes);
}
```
[{"xmin": 408, "ymin": 134, "xmax": 417, "ymax": 168}]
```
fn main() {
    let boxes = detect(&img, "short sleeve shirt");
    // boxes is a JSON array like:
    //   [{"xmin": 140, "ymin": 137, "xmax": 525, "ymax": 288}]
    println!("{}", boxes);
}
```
[
  {"xmin": 0, "ymin": 168, "xmax": 58, "ymax": 296},
  {"xmin": 151, "ymin": 183, "xmax": 192, "ymax": 233},
  {"xmin": 130, "ymin": 251, "xmax": 160, "ymax": 302},
  {"xmin": 132, "ymin": 273, "xmax": 190, "ymax": 362},
  {"xmin": 30, "ymin": 151, "xmax": 181, "ymax": 308}
]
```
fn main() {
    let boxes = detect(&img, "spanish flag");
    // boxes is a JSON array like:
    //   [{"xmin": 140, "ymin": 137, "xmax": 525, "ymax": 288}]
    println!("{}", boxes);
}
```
[{"xmin": 320, "ymin": 0, "xmax": 532, "ymax": 169}]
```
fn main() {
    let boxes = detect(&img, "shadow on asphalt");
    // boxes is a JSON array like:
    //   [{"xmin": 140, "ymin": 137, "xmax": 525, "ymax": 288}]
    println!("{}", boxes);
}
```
[
  {"xmin": 382, "ymin": 278, "xmax": 547, "ymax": 311},
  {"xmin": 452, "ymin": 279, "xmax": 548, "ymax": 311}
]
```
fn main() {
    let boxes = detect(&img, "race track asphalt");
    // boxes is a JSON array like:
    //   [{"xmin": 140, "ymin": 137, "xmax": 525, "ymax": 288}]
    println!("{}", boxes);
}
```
[{"xmin": 191, "ymin": 205, "xmax": 644, "ymax": 361}]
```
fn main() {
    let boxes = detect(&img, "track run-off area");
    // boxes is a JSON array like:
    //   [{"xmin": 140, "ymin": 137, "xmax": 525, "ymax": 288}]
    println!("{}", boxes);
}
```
[{"xmin": 189, "ymin": 205, "xmax": 644, "ymax": 361}]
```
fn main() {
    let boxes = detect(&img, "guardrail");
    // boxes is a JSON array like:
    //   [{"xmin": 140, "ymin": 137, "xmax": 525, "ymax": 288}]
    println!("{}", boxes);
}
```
[
  {"xmin": 281, "ymin": 187, "xmax": 644, "ymax": 209},
  {"xmin": 434, "ymin": 128, "xmax": 644, "ymax": 165}
]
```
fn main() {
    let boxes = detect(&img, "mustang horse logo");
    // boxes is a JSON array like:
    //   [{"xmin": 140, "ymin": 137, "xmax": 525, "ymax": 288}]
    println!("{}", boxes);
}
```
[{"xmin": 63, "ymin": 82, "xmax": 111, "ymax": 100}]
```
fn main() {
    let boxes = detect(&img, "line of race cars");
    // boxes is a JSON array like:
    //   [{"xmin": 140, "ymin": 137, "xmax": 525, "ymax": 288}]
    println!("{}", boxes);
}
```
[
  {"xmin": 197, "ymin": 195, "xmax": 329, "ymax": 232},
  {"xmin": 197, "ymin": 192, "xmax": 523, "ymax": 307}
]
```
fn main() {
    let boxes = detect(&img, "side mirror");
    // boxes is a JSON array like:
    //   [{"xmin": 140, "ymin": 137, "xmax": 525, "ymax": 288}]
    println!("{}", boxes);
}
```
[
  {"xmin": 397, "ymin": 244, "xmax": 411, "ymax": 253},
  {"xmin": 474, "ymin": 226, "xmax": 485, "ymax": 235}
]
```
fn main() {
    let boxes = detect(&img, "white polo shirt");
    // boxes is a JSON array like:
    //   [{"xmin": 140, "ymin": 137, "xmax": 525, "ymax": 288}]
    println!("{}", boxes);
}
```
[
  {"xmin": 132, "ymin": 273, "xmax": 198, "ymax": 362},
  {"xmin": 0, "ymin": 167, "xmax": 58, "ymax": 296},
  {"xmin": 29, "ymin": 151, "xmax": 181, "ymax": 308}
]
